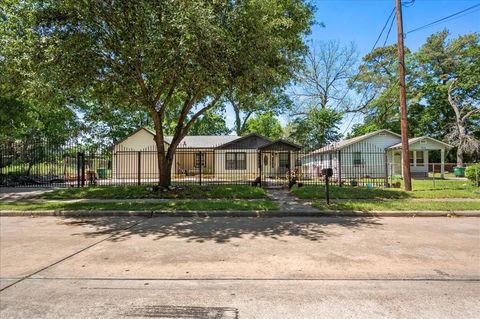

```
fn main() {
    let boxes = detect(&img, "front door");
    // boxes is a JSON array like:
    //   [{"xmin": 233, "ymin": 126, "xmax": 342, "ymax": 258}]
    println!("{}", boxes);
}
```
[{"xmin": 262, "ymin": 152, "xmax": 273, "ymax": 177}]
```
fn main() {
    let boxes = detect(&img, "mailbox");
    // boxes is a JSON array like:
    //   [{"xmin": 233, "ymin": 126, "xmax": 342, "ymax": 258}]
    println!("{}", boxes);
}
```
[{"xmin": 321, "ymin": 168, "xmax": 333, "ymax": 177}]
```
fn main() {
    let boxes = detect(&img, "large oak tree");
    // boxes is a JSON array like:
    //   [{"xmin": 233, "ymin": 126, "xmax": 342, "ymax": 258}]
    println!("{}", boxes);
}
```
[{"xmin": 2, "ymin": 0, "xmax": 313, "ymax": 186}]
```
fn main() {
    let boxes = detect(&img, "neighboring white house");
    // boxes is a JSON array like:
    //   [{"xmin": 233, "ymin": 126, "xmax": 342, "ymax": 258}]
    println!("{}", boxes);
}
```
[
  {"xmin": 112, "ymin": 128, "xmax": 301, "ymax": 183},
  {"xmin": 303, "ymin": 129, "xmax": 452, "ymax": 181}
]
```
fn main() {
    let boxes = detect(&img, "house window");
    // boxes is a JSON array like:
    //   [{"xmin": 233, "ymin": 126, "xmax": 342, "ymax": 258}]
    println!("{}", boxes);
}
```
[
  {"xmin": 225, "ymin": 152, "xmax": 246, "ymax": 170},
  {"xmin": 353, "ymin": 152, "xmax": 362, "ymax": 165},
  {"xmin": 194, "ymin": 152, "xmax": 205, "ymax": 168},
  {"xmin": 416, "ymin": 151, "xmax": 424, "ymax": 166},
  {"xmin": 409, "ymin": 151, "xmax": 415, "ymax": 165},
  {"xmin": 279, "ymin": 152, "xmax": 289, "ymax": 168}
]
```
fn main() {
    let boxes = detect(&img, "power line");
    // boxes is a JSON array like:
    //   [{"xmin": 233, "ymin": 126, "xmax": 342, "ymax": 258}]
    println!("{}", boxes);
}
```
[
  {"xmin": 406, "ymin": 3, "xmax": 480, "ymax": 35},
  {"xmin": 339, "ymin": 6, "xmax": 396, "ymax": 115},
  {"xmin": 383, "ymin": 10, "xmax": 396, "ymax": 47},
  {"xmin": 372, "ymin": 7, "xmax": 396, "ymax": 51}
]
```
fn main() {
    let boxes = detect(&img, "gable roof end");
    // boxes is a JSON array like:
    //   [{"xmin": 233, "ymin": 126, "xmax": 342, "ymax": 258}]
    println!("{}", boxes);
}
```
[
  {"xmin": 113, "ymin": 127, "xmax": 157, "ymax": 146},
  {"xmin": 259, "ymin": 139, "xmax": 302, "ymax": 151},
  {"xmin": 214, "ymin": 133, "xmax": 272, "ymax": 149},
  {"xmin": 310, "ymin": 129, "xmax": 401, "ymax": 154},
  {"xmin": 387, "ymin": 136, "xmax": 453, "ymax": 149}
]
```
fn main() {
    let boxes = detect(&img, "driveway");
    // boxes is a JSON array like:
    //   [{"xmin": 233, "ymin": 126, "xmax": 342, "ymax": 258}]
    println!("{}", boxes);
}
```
[{"xmin": 1, "ymin": 216, "xmax": 479, "ymax": 318}]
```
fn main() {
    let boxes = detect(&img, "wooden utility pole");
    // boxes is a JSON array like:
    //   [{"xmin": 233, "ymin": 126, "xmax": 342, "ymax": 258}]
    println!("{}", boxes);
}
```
[{"xmin": 395, "ymin": 0, "xmax": 412, "ymax": 191}]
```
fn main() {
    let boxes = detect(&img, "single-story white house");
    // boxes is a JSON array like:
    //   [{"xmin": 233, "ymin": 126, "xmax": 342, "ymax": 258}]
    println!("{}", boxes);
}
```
[
  {"xmin": 303, "ymin": 129, "xmax": 452, "ymax": 180},
  {"xmin": 112, "ymin": 128, "xmax": 301, "ymax": 183}
]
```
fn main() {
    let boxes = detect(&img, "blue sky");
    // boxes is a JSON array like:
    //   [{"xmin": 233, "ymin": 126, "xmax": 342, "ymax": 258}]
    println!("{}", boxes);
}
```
[
  {"xmin": 311, "ymin": 0, "xmax": 479, "ymax": 56},
  {"xmin": 225, "ymin": 0, "xmax": 480, "ymax": 135}
]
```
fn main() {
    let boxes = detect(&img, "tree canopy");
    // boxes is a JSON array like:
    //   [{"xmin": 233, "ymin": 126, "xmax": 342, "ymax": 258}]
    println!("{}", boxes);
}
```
[
  {"xmin": 243, "ymin": 111, "xmax": 283, "ymax": 140},
  {"xmin": 287, "ymin": 108, "xmax": 343, "ymax": 150},
  {"xmin": 2, "ymin": 0, "xmax": 313, "ymax": 186}
]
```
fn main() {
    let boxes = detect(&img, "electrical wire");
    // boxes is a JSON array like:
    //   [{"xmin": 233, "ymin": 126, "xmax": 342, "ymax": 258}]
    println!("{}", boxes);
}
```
[
  {"xmin": 383, "ymin": 10, "xmax": 396, "ymax": 47},
  {"xmin": 372, "ymin": 7, "xmax": 396, "ymax": 51},
  {"xmin": 406, "ymin": 3, "xmax": 480, "ymax": 35},
  {"xmin": 337, "ymin": 7, "xmax": 396, "ymax": 113}
]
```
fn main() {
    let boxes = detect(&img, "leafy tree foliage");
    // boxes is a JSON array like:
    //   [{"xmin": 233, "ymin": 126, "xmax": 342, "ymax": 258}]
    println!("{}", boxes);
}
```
[
  {"xmin": 189, "ymin": 110, "xmax": 231, "ymax": 136},
  {"xmin": 348, "ymin": 31, "xmax": 479, "ymax": 163},
  {"xmin": 287, "ymin": 108, "xmax": 343, "ymax": 150},
  {"xmin": 243, "ymin": 111, "xmax": 283, "ymax": 140},
  {"xmin": 347, "ymin": 45, "xmax": 412, "ymax": 134},
  {"xmin": 3, "ymin": 0, "xmax": 313, "ymax": 186},
  {"xmin": 228, "ymin": 90, "xmax": 292, "ymax": 136}
]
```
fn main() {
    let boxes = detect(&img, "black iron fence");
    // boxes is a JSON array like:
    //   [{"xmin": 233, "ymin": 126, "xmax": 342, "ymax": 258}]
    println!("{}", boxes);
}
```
[{"xmin": 0, "ymin": 139, "xmax": 461, "ymax": 189}]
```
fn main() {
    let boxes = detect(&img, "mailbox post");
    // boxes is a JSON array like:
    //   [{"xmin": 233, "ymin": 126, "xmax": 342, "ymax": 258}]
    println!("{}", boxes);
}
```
[{"xmin": 322, "ymin": 168, "xmax": 333, "ymax": 205}]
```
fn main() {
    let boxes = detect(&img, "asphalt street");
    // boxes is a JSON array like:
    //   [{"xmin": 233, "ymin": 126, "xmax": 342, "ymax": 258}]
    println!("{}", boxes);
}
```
[{"xmin": 1, "ymin": 216, "xmax": 479, "ymax": 318}]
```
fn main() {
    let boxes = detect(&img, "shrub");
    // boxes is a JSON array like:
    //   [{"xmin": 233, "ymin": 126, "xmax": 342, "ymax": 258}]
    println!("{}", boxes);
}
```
[{"xmin": 465, "ymin": 164, "xmax": 480, "ymax": 186}]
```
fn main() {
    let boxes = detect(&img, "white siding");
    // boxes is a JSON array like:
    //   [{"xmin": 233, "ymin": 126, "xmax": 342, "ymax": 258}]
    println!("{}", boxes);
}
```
[
  {"xmin": 302, "ymin": 132, "xmax": 401, "ymax": 181},
  {"xmin": 339, "ymin": 132, "xmax": 401, "ymax": 179}
]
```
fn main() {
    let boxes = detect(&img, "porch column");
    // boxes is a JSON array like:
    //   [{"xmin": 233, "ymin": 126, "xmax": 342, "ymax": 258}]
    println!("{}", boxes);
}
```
[
  {"xmin": 440, "ymin": 148, "xmax": 445, "ymax": 179},
  {"xmin": 401, "ymin": 152, "xmax": 404, "ymax": 178},
  {"xmin": 391, "ymin": 150, "xmax": 395, "ymax": 175}
]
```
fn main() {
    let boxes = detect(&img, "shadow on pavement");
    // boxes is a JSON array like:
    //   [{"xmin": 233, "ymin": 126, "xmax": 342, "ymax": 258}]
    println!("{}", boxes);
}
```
[{"xmin": 64, "ymin": 216, "xmax": 382, "ymax": 244}]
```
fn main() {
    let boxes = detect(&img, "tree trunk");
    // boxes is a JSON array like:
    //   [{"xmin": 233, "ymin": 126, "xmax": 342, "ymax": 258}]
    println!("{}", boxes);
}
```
[
  {"xmin": 456, "ymin": 122, "xmax": 466, "ymax": 167},
  {"xmin": 457, "ymin": 129, "xmax": 466, "ymax": 167},
  {"xmin": 153, "ymin": 133, "xmax": 172, "ymax": 187},
  {"xmin": 158, "ymin": 156, "xmax": 172, "ymax": 187},
  {"xmin": 234, "ymin": 108, "xmax": 242, "ymax": 136},
  {"xmin": 456, "ymin": 148, "xmax": 464, "ymax": 167},
  {"xmin": 231, "ymin": 99, "xmax": 244, "ymax": 136}
]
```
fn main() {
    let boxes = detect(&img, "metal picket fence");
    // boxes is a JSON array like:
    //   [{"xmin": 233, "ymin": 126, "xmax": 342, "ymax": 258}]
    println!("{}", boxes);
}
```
[{"xmin": 1, "ymin": 138, "xmax": 472, "ymax": 189}]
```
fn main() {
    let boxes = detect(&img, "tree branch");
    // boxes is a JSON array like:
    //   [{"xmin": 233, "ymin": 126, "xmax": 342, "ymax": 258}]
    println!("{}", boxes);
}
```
[
  {"xmin": 461, "ymin": 109, "xmax": 480, "ymax": 124},
  {"xmin": 158, "ymin": 76, "xmax": 179, "ymax": 115},
  {"xmin": 240, "ymin": 111, "xmax": 254, "ymax": 133},
  {"xmin": 183, "ymin": 95, "xmax": 222, "ymax": 135},
  {"xmin": 448, "ymin": 79, "xmax": 461, "ymax": 122}
]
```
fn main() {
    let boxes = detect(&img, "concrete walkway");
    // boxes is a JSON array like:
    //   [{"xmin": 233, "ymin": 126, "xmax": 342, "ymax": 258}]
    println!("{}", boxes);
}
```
[
  {"xmin": 0, "ymin": 188, "xmax": 54, "ymax": 201},
  {"xmin": 266, "ymin": 188, "xmax": 319, "ymax": 212}
]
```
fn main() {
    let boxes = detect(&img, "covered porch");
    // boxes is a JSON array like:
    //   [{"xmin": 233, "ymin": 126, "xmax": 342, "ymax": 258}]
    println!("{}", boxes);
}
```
[{"xmin": 387, "ymin": 137, "xmax": 452, "ymax": 179}]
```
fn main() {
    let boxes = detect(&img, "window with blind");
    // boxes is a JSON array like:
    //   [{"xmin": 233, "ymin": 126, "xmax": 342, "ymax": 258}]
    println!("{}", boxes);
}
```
[{"xmin": 225, "ymin": 152, "xmax": 246, "ymax": 170}]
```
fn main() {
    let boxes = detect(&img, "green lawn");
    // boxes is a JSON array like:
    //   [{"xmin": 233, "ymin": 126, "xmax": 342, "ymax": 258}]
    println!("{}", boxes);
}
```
[
  {"xmin": 0, "ymin": 199, "xmax": 277, "ymax": 211},
  {"xmin": 314, "ymin": 200, "xmax": 480, "ymax": 211},
  {"xmin": 41, "ymin": 184, "xmax": 267, "ymax": 200},
  {"xmin": 292, "ymin": 179, "xmax": 480, "ymax": 199}
]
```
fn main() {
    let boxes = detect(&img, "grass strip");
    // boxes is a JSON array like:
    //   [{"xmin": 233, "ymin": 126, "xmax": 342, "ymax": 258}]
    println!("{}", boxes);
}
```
[
  {"xmin": 41, "ymin": 184, "xmax": 267, "ymax": 200},
  {"xmin": 292, "ymin": 184, "xmax": 480, "ymax": 199},
  {"xmin": 313, "ymin": 200, "xmax": 480, "ymax": 211},
  {"xmin": 0, "ymin": 199, "xmax": 278, "ymax": 211}
]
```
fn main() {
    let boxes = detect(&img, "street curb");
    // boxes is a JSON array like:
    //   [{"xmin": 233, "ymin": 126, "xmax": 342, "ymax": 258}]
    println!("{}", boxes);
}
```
[{"xmin": 0, "ymin": 210, "xmax": 479, "ymax": 218}]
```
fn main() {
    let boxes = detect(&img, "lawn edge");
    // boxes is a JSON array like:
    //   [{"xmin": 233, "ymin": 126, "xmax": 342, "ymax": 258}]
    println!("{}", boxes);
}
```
[{"xmin": 1, "ymin": 210, "xmax": 479, "ymax": 217}]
